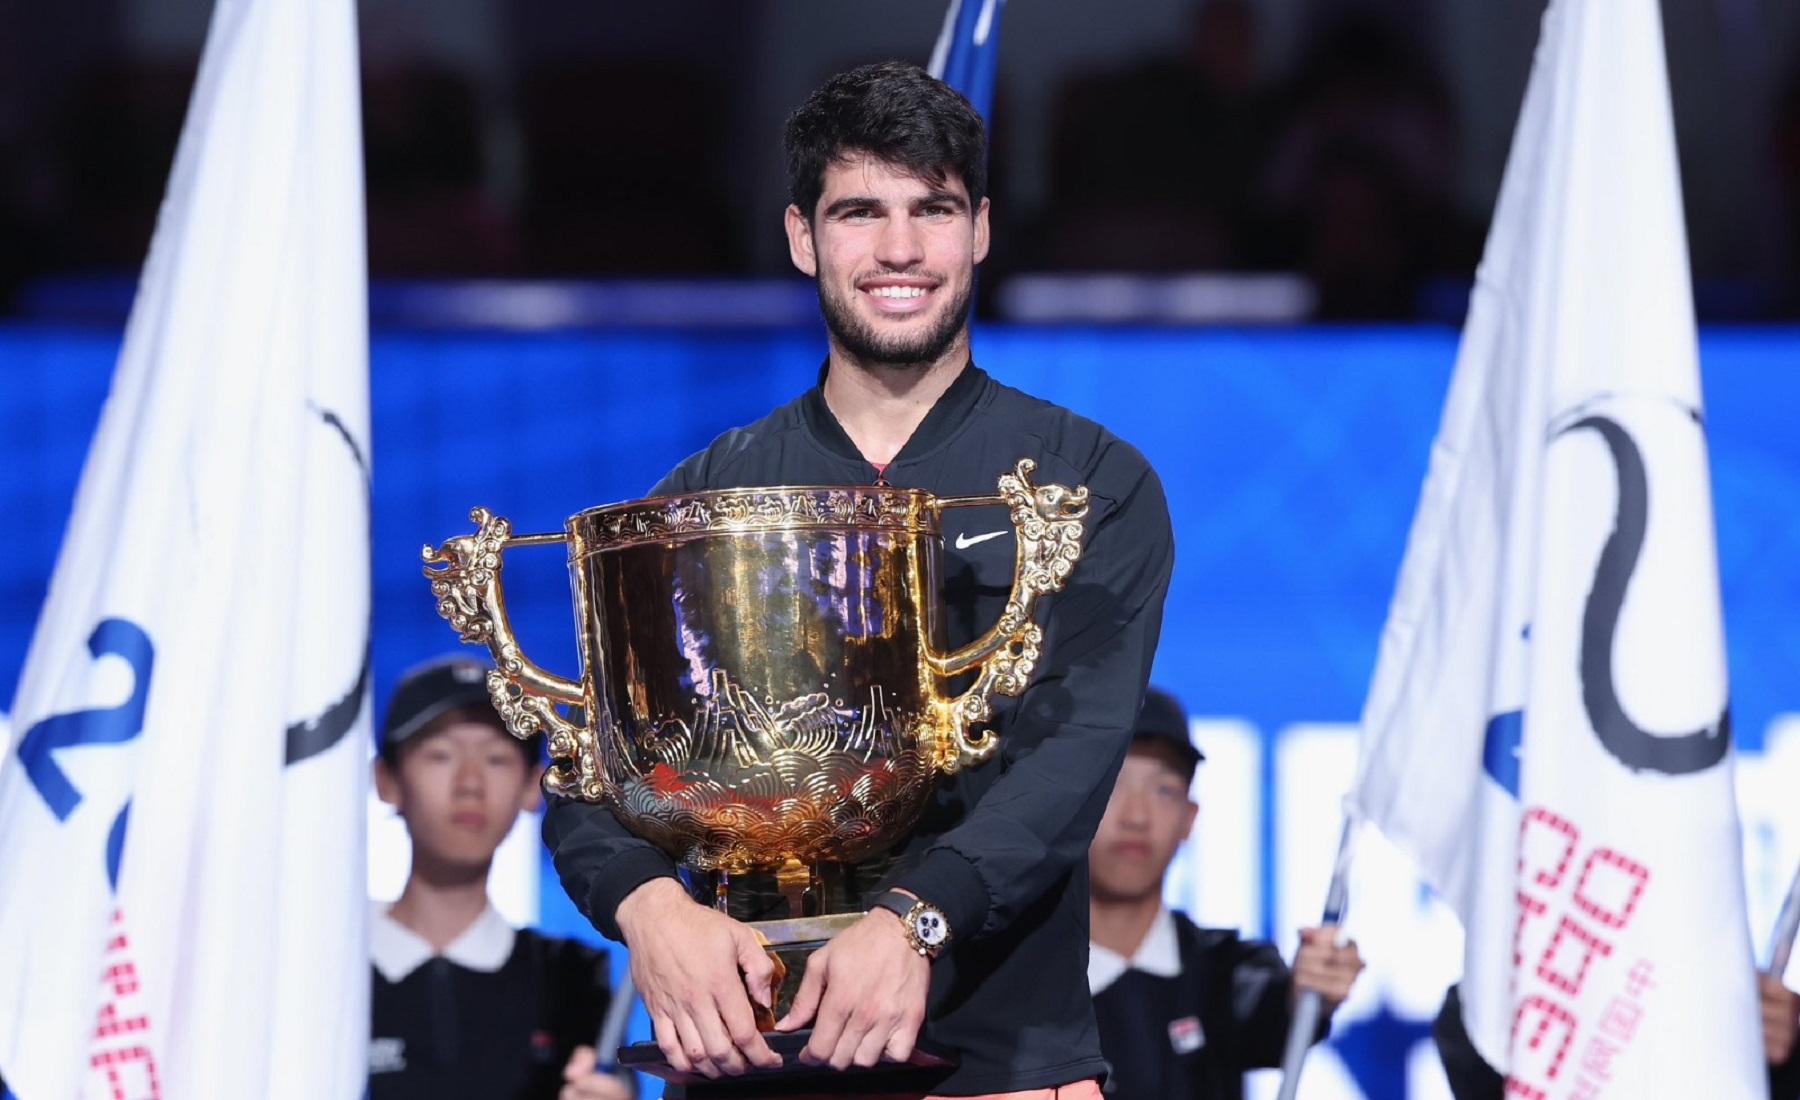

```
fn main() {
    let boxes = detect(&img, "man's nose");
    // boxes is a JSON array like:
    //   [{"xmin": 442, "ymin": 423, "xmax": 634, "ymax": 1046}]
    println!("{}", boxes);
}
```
[
  {"xmin": 874, "ymin": 214, "xmax": 926, "ymax": 270},
  {"xmin": 1116, "ymin": 790, "xmax": 1152, "ymax": 827}
]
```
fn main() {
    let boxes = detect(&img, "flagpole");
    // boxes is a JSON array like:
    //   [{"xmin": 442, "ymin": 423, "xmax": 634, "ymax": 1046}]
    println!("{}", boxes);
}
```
[
  {"xmin": 593, "ymin": 967, "xmax": 639, "ymax": 1073},
  {"xmin": 1767, "ymin": 855, "xmax": 1800, "ymax": 978},
  {"xmin": 1274, "ymin": 813, "xmax": 1355, "ymax": 1100}
]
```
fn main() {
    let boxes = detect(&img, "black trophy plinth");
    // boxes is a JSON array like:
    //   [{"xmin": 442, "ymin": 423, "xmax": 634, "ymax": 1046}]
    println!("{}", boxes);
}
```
[{"xmin": 618, "ymin": 1030, "xmax": 957, "ymax": 1097}]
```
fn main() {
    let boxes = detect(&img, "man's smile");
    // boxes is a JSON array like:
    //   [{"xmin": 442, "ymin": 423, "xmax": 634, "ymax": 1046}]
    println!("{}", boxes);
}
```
[{"xmin": 860, "ymin": 277, "xmax": 939, "ymax": 314}]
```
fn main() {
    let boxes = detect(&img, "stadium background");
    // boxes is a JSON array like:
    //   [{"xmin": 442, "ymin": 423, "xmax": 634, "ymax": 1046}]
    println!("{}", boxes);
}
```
[{"xmin": 5, "ymin": 322, "xmax": 1800, "ymax": 1097}]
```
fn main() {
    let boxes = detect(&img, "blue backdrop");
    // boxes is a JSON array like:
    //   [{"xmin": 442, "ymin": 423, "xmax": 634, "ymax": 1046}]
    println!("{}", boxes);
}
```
[
  {"xmin": 6, "ymin": 322, "xmax": 1800, "ymax": 1096},
  {"xmin": 10, "ymin": 324, "xmax": 1799, "ymax": 755}
]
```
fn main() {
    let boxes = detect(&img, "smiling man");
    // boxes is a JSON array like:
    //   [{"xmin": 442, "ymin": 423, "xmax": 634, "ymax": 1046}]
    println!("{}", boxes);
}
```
[
  {"xmin": 542, "ymin": 60, "xmax": 1176, "ymax": 1099},
  {"xmin": 786, "ymin": 154, "xmax": 984, "ymax": 386}
]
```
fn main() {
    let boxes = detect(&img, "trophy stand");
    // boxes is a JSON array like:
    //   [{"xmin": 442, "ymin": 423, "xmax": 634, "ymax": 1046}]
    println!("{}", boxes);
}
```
[
  {"xmin": 616, "ymin": 860, "xmax": 958, "ymax": 1092},
  {"xmin": 739, "ymin": 859, "xmax": 859, "ymax": 1024}
]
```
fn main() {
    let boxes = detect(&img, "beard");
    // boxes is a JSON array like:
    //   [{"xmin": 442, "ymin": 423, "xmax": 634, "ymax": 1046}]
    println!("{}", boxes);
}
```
[{"xmin": 816, "ymin": 271, "xmax": 973, "ymax": 371}]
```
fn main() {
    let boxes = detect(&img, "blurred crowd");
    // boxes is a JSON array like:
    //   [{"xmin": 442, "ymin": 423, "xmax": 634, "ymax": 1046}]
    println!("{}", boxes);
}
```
[
  {"xmin": 3, "ymin": 0, "xmax": 1800, "ymax": 320},
  {"xmin": 1012, "ymin": 2, "xmax": 1480, "ymax": 318}
]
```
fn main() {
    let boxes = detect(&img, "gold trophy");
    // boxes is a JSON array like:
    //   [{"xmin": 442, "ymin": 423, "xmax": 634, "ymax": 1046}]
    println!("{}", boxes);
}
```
[{"xmin": 421, "ymin": 458, "xmax": 1088, "ymax": 1075}]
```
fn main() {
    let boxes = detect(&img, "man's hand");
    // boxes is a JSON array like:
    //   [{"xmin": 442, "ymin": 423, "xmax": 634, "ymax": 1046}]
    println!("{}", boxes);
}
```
[
  {"xmin": 1292, "ymin": 924, "xmax": 1365, "ymax": 1013},
  {"xmin": 773, "ymin": 907, "xmax": 930, "ymax": 1069},
  {"xmin": 615, "ymin": 878, "xmax": 784, "ymax": 1078},
  {"xmin": 558, "ymin": 1046, "xmax": 633, "ymax": 1100},
  {"xmin": 1761, "ymin": 971, "xmax": 1800, "ymax": 1066}
]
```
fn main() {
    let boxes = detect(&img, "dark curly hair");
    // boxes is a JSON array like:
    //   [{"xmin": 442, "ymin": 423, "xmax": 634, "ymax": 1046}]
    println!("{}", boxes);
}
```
[{"xmin": 783, "ymin": 60, "xmax": 988, "ymax": 220}]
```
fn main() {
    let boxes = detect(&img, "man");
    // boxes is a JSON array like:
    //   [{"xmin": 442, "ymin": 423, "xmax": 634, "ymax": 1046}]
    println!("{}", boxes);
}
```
[
  {"xmin": 1088, "ymin": 687, "xmax": 1364, "ymax": 1100},
  {"xmin": 542, "ymin": 60, "xmax": 1175, "ymax": 1098},
  {"xmin": 371, "ymin": 654, "xmax": 632, "ymax": 1100}
]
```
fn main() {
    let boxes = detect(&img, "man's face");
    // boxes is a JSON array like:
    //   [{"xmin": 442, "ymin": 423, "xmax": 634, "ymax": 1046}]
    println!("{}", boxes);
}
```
[
  {"xmin": 375, "ymin": 713, "xmax": 540, "ymax": 876},
  {"xmin": 785, "ymin": 153, "xmax": 990, "ymax": 371},
  {"xmin": 1089, "ymin": 742, "xmax": 1198, "ymax": 905}
]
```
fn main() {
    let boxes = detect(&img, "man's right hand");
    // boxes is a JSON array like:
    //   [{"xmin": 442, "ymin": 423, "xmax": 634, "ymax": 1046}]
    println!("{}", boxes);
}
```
[
  {"xmin": 1292, "ymin": 924, "xmax": 1364, "ymax": 1013},
  {"xmin": 1761, "ymin": 971, "xmax": 1799, "ymax": 1066},
  {"xmin": 615, "ymin": 878, "xmax": 784, "ymax": 1078}
]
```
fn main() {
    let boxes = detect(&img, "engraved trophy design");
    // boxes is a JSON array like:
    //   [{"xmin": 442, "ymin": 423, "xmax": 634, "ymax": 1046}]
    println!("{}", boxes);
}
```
[{"xmin": 422, "ymin": 458, "xmax": 1088, "ymax": 1079}]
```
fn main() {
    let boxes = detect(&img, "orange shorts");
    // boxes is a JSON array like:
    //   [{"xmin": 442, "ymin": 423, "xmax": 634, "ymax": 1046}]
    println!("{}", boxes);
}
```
[
  {"xmin": 935, "ymin": 1081, "xmax": 1105, "ymax": 1100},
  {"xmin": 739, "ymin": 1079, "xmax": 1105, "ymax": 1100}
]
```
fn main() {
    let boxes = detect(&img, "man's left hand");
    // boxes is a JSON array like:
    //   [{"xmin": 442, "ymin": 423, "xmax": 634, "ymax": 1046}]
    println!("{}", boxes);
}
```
[
  {"xmin": 772, "ymin": 908, "xmax": 931, "ymax": 1069},
  {"xmin": 1292, "ymin": 924, "xmax": 1365, "ymax": 1012},
  {"xmin": 560, "ymin": 1045, "xmax": 634, "ymax": 1100}
]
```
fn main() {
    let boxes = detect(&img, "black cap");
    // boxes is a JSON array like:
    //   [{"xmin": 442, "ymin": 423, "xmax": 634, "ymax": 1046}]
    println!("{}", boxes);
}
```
[
  {"xmin": 1131, "ymin": 686, "xmax": 1203, "ymax": 774},
  {"xmin": 380, "ymin": 653, "xmax": 503, "ymax": 756}
]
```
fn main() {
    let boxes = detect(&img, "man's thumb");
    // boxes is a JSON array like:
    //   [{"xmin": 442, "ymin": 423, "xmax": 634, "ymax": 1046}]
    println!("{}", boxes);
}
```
[
  {"xmin": 564, "ymin": 1044, "xmax": 599, "ymax": 1080},
  {"xmin": 738, "ymin": 933, "xmax": 777, "ymax": 1008}
]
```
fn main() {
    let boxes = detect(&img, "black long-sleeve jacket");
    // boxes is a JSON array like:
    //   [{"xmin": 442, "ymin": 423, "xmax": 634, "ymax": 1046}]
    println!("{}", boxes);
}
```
[{"xmin": 542, "ymin": 363, "xmax": 1175, "ymax": 1095}]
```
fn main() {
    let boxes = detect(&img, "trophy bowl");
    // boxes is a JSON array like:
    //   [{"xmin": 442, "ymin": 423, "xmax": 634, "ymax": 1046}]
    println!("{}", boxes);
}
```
[{"xmin": 422, "ymin": 459, "xmax": 1087, "ymax": 887}]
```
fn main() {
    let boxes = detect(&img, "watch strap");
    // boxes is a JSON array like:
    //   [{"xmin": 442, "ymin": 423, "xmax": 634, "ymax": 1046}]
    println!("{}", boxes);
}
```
[{"xmin": 869, "ymin": 889, "xmax": 917, "ymax": 922}]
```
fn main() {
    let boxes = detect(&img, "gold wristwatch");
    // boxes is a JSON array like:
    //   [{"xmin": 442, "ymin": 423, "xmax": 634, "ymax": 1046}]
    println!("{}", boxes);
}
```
[{"xmin": 870, "ymin": 889, "xmax": 951, "ymax": 958}]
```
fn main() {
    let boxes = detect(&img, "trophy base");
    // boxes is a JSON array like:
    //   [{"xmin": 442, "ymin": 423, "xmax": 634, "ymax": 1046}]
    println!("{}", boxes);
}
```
[
  {"xmin": 752, "ymin": 913, "xmax": 858, "ymax": 1023},
  {"xmin": 617, "ymin": 1030, "xmax": 957, "ymax": 1094}
]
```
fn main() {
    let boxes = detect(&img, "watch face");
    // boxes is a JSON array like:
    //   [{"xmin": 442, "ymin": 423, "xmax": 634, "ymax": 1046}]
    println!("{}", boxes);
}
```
[{"xmin": 912, "ymin": 907, "xmax": 949, "ymax": 947}]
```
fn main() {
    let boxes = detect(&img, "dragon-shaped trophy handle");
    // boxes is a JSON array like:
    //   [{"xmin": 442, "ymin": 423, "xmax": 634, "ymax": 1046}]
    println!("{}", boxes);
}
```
[
  {"xmin": 421, "ymin": 509, "xmax": 605, "ymax": 799},
  {"xmin": 927, "ymin": 459, "xmax": 1091, "ymax": 772}
]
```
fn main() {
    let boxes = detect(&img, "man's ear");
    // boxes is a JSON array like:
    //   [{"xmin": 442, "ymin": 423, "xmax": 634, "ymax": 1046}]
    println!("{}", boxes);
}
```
[
  {"xmin": 785, "ymin": 203, "xmax": 819, "ymax": 277},
  {"xmin": 374, "ymin": 756, "xmax": 402, "ymax": 809},
  {"xmin": 1181, "ymin": 799, "xmax": 1199, "ymax": 838},
  {"xmin": 519, "ymin": 771, "xmax": 544, "ymax": 815},
  {"xmin": 972, "ymin": 195, "xmax": 991, "ymax": 265}
]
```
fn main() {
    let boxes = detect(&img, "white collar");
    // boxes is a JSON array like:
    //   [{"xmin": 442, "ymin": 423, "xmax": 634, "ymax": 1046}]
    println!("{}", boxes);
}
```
[
  {"xmin": 1089, "ymin": 906, "xmax": 1183, "ymax": 994},
  {"xmin": 370, "ymin": 900, "xmax": 517, "ymax": 983}
]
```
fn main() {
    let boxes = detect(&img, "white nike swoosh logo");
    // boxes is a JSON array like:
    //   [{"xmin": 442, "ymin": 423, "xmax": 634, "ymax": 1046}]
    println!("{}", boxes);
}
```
[{"xmin": 954, "ymin": 530, "xmax": 1009, "ymax": 549}]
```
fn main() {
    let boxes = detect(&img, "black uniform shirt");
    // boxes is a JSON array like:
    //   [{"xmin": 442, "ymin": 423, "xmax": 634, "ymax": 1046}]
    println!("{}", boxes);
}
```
[
  {"xmin": 369, "ymin": 903, "xmax": 612, "ymax": 1100},
  {"xmin": 1091, "ymin": 909, "xmax": 1311, "ymax": 1100}
]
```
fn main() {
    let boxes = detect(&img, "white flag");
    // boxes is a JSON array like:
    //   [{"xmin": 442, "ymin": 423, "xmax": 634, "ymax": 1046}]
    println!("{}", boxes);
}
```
[
  {"xmin": 0, "ymin": 0, "xmax": 370, "ymax": 1094},
  {"xmin": 1348, "ymin": 0, "xmax": 1764, "ymax": 1096}
]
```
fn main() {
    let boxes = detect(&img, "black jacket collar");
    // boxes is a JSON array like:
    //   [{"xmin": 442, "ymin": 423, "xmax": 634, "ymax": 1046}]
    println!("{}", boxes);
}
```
[{"xmin": 802, "ymin": 360, "xmax": 989, "ymax": 468}]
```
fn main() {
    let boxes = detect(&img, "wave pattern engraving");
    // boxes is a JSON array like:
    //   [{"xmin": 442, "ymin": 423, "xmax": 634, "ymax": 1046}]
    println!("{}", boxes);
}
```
[{"xmin": 612, "ymin": 670, "xmax": 936, "ymax": 873}]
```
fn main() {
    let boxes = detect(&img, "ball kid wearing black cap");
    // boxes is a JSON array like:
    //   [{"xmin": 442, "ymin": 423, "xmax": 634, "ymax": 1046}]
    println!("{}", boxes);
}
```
[{"xmin": 368, "ymin": 655, "xmax": 627, "ymax": 1100}]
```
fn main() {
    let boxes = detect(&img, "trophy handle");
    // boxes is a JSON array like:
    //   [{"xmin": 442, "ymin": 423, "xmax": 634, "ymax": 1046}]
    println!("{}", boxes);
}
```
[
  {"xmin": 926, "ymin": 459, "xmax": 1090, "ymax": 773},
  {"xmin": 422, "ymin": 507, "xmax": 601, "ymax": 798}
]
